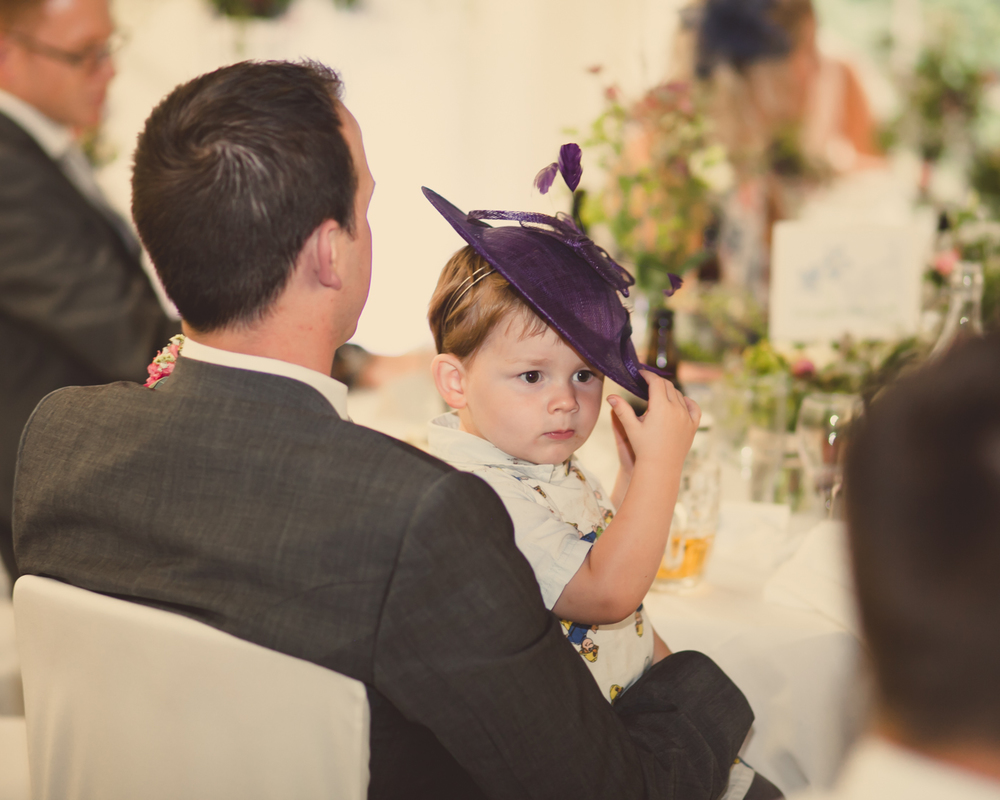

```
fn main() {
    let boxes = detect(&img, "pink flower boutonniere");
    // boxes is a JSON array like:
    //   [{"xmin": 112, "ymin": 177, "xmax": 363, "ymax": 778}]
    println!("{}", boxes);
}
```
[{"xmin": 145, "ymin": 334, "xmax": 185, "ymax": 389}]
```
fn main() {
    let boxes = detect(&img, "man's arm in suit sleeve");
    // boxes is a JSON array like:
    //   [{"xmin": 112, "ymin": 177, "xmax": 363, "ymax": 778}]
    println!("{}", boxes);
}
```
[
  {"xmin": 0, "ymin": 150, "xmax": 177, "ymax": 381},
  {"xmin": 373, "ymin": 469, "xmax": 753, "ymax": 800}
]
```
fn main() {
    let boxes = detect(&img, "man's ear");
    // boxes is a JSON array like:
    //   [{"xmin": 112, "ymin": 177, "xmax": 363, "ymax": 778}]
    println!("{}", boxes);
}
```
[
  {"xmin": 315, "ymin": 219, "xmax": 347, "ymax": 290},
  {"xmin": 431, "ymin": 353, "xmax": 468, "ymax": 410}
]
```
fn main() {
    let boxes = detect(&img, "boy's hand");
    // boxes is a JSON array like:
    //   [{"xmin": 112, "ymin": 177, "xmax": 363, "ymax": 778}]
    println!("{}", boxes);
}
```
[{"xmin": 607, "ymin": 371, "xmax": 700, "ymax": 472}]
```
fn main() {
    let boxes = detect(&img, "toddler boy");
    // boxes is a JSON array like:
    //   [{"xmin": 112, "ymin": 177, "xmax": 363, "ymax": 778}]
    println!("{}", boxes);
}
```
[{"xmin": 423, "ymin": 187, "xmax": 699, "ymax": 701}]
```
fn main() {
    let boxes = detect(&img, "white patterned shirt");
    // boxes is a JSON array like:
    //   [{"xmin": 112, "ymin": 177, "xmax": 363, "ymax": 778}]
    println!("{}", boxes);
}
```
[{"xmin": 428, "ymin": 413, "xmax": 654, "ymax": 702}]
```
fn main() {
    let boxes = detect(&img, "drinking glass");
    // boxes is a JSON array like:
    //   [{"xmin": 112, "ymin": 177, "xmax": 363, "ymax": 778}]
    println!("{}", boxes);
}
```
[
  {"xmin": 714, "ymin": 372, "xmax": 789, "ymax": 502},
  {"xmin": 656, "ymin": 437, "xmax": 720, "ymax": 589},
  {"xmin": 795, "ymin": 393, "xmax": 863, "ymax": 516}
]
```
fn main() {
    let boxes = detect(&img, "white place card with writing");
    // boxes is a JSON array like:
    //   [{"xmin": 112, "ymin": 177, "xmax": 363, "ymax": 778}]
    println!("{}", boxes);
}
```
[{"xmin": 769, "ymin": 219, "xmax": 930, "ymax": 344}]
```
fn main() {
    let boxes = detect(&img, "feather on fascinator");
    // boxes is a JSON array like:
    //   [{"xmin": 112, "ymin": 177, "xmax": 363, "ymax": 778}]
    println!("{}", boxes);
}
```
[{"xmin": 690, "ymin": 0, "xmax": 793, "ymax": 79}]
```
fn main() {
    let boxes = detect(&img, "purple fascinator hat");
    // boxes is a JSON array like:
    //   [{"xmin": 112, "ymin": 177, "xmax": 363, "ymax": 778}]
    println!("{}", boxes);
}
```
[{"xmin": 422, "ymin": 186, "xmax": 655, "ymax": 400}]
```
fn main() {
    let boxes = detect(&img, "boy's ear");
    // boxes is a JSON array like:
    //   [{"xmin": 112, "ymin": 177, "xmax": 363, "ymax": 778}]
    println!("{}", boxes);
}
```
[{"xmin": 431, "ymin": 353, "xmax": 468, "ymax": 410}]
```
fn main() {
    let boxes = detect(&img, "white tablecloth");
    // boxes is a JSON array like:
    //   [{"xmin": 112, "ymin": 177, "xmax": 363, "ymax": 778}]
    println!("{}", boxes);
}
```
[{"xmin": 643, "ymin": 533, "xmax": 867, "ymax": 795}]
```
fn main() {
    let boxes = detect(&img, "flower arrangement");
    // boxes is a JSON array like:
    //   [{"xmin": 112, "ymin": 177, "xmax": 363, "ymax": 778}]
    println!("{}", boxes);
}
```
[
  {"xmin": 583, "ymin": 81, "xmax": 732, "ymax": 299},
  {"xmin": 735, "ymin": 336, "xmax": 929, "ymax": 430},
  {"xmin": 929, "ymin": 201, "xmax": 1000, "ymax": 330}
]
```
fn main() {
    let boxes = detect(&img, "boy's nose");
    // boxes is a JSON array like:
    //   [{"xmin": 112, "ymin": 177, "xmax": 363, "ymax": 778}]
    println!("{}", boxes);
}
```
[{"xmin": 548, "ymin": 384, "xmax": 580, "ymax": 414}]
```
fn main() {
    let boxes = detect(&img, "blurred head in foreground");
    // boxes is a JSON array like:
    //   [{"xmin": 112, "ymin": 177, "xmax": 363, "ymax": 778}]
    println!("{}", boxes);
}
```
[{"xmin": 845, "ymin": 333, "xmax": 1000, "ymax": 775}]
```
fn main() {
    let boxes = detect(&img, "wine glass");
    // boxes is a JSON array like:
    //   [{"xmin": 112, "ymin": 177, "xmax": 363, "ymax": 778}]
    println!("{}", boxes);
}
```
[
  {"xmin": 713, "ymin": 372, "xmax": 789, "ymax": 502},
  {"xmin": 795, "ymin": 393, "xmax": 863, "ymax": 517}
]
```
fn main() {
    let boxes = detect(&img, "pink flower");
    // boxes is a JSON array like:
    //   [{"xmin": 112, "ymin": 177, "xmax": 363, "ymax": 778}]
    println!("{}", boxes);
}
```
[
  {"xmin": 934, "ymin": 248, "xmax": 959, "ymax": 277},
  {"xmin": 791, "ymin": 358, "xmax": 815, "ymax": 379},
  {"xmin": 144, "ymin": 334, "xmax": 185, "ymax": 389},
  {"xmin": 664, "ymin": 81, "xmax": 694, "ymax": 114}
]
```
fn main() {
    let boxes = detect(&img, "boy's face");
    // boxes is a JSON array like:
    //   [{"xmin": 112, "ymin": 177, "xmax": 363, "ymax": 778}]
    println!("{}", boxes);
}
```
[{"xmin": 456, "ymin": 315, "xmax": 604, "ymax": 465}]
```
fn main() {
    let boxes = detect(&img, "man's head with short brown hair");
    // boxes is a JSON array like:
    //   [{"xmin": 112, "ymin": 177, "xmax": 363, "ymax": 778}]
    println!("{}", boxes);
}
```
[{"xmin": 132, "ymin": 60, "xmax": 358, "ymax": 333}]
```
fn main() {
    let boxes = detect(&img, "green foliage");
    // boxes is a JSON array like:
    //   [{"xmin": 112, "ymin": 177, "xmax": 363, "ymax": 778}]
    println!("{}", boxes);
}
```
[
  {"xmin": 889, "ymin": 36, "xmax": 989, "ymax": 163},
  {"xmin": 209, "ymin": 0, "xmax": 293, "ymax": 18},
  {"xmin": 671, "ymin": 283, "xmax": 767, "ymax": 364},
  {"xmin": 741, "ymin": 340, "xmax": 787, "ymax": 376},
  {"xmin": 970, "ymin": 149, "xmax": 1000, "ymax": 218},
  {"xmin": 737, "ymin": 337, "xmax": 929, "ymax": 429},
  {"xmin": 208, "ymin": 0, "xmax": 358, "ymax": 19},
  {"xmin": 984, "ymin": 266, "xmax": 1000, "ymax": 329}
]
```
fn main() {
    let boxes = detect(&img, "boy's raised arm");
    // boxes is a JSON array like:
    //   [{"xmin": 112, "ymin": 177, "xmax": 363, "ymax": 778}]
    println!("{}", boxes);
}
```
[{"xmin": 552, "ymin": 373, "xmax": 700, "ymax": 625}]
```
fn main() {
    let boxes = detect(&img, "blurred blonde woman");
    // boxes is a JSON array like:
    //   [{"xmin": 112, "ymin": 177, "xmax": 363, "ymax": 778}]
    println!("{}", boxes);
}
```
[
  {"xmin": 687, "ymin": 0, "xmax": 878, "ymax": 175},
  {"xmin": 678, "ymin": 0, "xmax": 880, "ymax": 304}
]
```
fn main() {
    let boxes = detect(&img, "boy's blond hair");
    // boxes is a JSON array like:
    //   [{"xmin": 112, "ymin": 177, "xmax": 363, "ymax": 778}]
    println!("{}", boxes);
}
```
[{"xmin": 428, "ymin": 246, "xmax": 546, "ymax": 361}]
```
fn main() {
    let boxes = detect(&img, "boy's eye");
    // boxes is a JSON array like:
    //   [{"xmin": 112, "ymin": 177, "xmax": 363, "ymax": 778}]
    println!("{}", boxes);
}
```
[
  {"xmin": 574, "ymin": 370, "xmax": 595, "ymax": 383},
  {"xmin": 520, "ymin": 371, "xmax": 541, "ymax": 384}
]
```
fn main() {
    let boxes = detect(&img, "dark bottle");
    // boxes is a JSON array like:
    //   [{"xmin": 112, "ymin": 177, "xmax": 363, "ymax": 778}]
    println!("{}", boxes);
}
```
[{"xmin": 645, "ymin": 307, "xmax": 683, "ymax": 392}]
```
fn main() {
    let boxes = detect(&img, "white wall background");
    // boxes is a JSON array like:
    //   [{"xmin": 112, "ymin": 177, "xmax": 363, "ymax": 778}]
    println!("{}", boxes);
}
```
[{"xmin": 99, "ymin": 0, "xmax": 686, "ymax": 354}]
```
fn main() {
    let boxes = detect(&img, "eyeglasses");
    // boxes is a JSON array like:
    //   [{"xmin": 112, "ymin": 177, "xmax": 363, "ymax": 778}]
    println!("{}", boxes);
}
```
[{"xmin": 7, "ymin": 29, "xmax": 127, "ymax": 73}]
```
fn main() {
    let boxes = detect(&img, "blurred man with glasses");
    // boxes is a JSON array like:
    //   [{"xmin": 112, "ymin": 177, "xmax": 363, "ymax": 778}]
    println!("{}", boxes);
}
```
[{"xmin": 0, "ymin": 0, "xmax": 177, "ymax": 589}]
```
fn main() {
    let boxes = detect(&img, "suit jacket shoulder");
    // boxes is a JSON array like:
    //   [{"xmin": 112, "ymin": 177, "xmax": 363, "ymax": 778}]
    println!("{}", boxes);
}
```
[{"xmin": 14, "ymin": 358, "xmax": 464, "ymax": 681}]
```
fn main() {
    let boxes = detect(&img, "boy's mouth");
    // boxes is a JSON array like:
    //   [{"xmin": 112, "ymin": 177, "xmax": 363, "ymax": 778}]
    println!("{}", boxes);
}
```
[{"xmin": 544, "ymin": 430, "xmax": 575, "ymax": 441}]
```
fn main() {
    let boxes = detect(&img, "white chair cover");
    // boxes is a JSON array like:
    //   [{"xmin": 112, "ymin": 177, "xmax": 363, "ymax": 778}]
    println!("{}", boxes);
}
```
[
  {"xmin": 13, "ymin": 575, "xmax": 369, "ymax": 800},
  {"xmin": 0, "ymin": 716, "xmax": 30, "ymax": 800}
]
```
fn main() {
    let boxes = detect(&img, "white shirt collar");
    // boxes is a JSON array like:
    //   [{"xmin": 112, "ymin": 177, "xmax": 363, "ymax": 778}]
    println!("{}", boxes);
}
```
[
  {"xmin": 180, "ymin": 337, "xmax": 349, "ymax": 420},
  {"xmin": 0, "ymin": 88, "xmax": 74, "ymax": 160},
  {"xmin": 427, "ymin": 412, "xmax": 565, "ymax": 482}
]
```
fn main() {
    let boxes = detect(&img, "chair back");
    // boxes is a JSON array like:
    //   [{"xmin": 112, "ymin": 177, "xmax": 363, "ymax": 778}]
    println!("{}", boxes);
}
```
[{"xmin": 13, "ymin": 575, "xmax": 369, "ymax": 800}]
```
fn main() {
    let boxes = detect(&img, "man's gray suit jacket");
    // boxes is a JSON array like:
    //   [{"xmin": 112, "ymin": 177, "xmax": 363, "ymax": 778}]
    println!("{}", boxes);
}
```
[
  {"xmin": 0, "ymin": 110, "xmax": 178, "ymax": 584},
  {"xmin": 14, "ymin": 356, "xmax": 754, "ymax": 799}
]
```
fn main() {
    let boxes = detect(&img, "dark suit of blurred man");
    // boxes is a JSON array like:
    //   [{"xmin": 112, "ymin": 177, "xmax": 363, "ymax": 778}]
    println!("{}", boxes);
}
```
[{"xmin": 0, "ymin": 0, "xmax": 177, "ymax": 585}]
